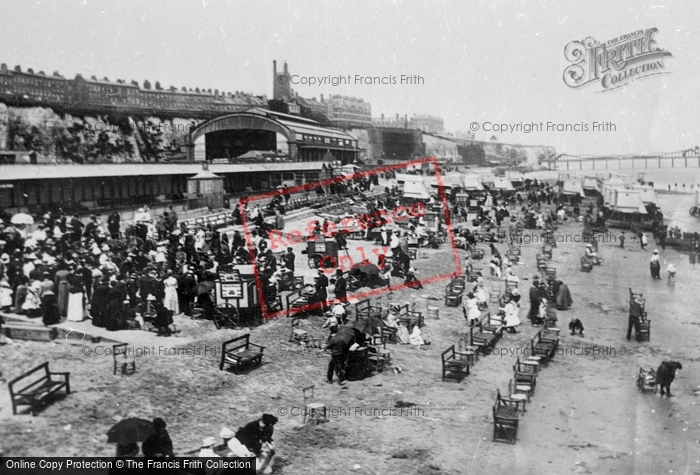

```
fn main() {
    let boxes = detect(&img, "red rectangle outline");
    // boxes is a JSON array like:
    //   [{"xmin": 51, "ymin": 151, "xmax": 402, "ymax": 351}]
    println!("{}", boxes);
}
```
[{"xmin": 240, "ymin": 156, "xmax": 462, "ymax": 320}]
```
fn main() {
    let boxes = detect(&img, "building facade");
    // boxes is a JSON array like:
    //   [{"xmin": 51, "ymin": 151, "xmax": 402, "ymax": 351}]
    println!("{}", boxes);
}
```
[
  {"xmin": 409, "ymin": 114, "xmax": 444, "ymax": 134},
  {"xmin": 0, "ymin": 63, "xmax": 267, "ymax": 119},
  {"xmin": 324, "ymin": 94, "xmax": 372, "ymax": 128}
]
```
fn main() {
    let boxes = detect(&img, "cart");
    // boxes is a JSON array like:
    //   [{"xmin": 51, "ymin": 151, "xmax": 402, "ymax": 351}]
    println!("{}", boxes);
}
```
[
  {"xmin": 215, "ymin": 266, "xmax": 263, "ymax": 326},
  {"xmin": 307, "ymin": 237, "xmax": 340, "ymax": 270},
  {"xmin": 636, "ymin": 367, "xmax": 657, "ymax": 394}
]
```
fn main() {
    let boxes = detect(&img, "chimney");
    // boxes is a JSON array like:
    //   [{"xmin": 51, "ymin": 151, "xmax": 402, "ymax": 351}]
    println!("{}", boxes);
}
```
[
  {"xmin": 396, "ymin": 113, "xmax": 399, "ymax": 122},
  {"xmin": 273, "ymin": 60, "xmax": 277, "ymax": 76},
  {"xmin": 320, "ymin": 94, "xmax": 324, "ymax": 102},
  {"xmin": 284, "ymin": 62, "xmax": 288, "ymax": 74},
  {"xmin": 381, "ymin": 113, "xmax": 384, "ymax": 121}
]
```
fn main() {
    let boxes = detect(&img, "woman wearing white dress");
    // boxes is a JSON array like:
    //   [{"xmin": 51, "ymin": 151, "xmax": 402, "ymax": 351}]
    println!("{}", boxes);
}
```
[
  {"xmin": 463, "ymin": 292, "xmax": 481, "ymax": 325},
  {"xmin": 502, "ymin": 298, "xmax": 521, "ymax": 333},
  {"xmin": 163, "ymin": 271, "xmax": 180, "ymax": 315},
  {"xmin": 66, "ymin": 271, "xmax": 87, "ymax": 322},
  {"xmin": 155, "ymin": 243, "xmax": 168, "ymax": 271}
]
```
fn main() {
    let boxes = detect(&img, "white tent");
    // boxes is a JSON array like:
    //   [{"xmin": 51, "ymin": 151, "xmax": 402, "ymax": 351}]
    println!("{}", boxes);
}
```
[
  {"xmin": 395, "ymin": 173, "xmax": 418, "ymax": 185},
  {"xmin": 443, "ymin": 174, "xmax": 464, "ymax": 188},
  {"xmin": 613, "ymin": 190, "xmax": 647, "ymax": 214},
  {"xmin": 582, "ymin": 177, "xmax": 601, "ymax": 192},
  {"xmin": 395, "ymin": 173, "xmax": 425, "ymax": 193},
  {"xmin": 632, "ymin": 185, "xmax": 657, "ymax": 205},
  {"xmin": 505, "ymin": 171, "xmax": 525, "ymax": 183},
  {"xmin": 493, "ymin": 177, "xmax": 515, "ymax": 191},
  {"xmin": 462, "ymin": 175, "xmax": 484, "ymax": 190},
  {"xmin": 403, "ymin": 180, "xmax": 431, "ymax": 200},
  {"xmin": 562, "ymin": 180, "xmax": 585, "ymax": 196},
  {"xmin": 480, "ymin": 174, "xmax": 497, "ymax": 185}
]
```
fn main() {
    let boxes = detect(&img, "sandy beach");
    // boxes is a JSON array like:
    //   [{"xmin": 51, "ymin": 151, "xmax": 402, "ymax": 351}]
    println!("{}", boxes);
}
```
[{"xmin": 1, "ymin": 199, "xmax": 699, "ymax": 475}]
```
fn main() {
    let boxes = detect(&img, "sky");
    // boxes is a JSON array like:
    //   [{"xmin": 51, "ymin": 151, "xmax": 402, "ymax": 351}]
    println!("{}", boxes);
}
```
[{"xmin": 0, "ymin": 0, "xmax": 698, "ymax": 156}]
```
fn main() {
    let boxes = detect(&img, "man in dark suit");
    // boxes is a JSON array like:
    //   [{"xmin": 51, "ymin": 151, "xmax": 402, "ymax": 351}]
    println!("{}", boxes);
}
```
[
  {"xmin": 138, "ymin": 271, "xmax": 155, "ymax": 305},
  {"xmin": 179, "ymin": 271, "xmax": 197, "ymax": 316},
  {"xmin": 283, "ymin": 247, "xmax": 295, "ymax": 273},
  {"xmin": 325, "ymin": 326, "xmax": 348, "ymax": 386},
  {"xmin": 314, "ymin": 270, "xmax": 329, "ymax": 313},
  {"xmin": 333, "ymin": 269, "xmax": 347, "ymax": 303},
  {"xmin": 528, "ymin": 279, "xmax": 541, "ymax": 325}
]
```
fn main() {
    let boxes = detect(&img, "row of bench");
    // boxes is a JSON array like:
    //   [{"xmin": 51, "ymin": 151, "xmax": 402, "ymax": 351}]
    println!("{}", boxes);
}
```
[
  {"xmin": 492, "ymin": 325, "xmax": 560, "ymax": 444},
  {"xmin": 441, "ymin": 311, "xmax": 505, "ymax": 382}
]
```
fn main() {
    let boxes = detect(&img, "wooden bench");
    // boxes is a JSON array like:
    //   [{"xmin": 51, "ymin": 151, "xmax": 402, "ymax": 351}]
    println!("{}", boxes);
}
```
[
  {"xmin": 481, "ymin": 312, "xmax": 504, "ymax": 336},
  {"xmin": 285, "ymin": 289, "xmax": 305, "ymax": 318},
  {"xmin": 441, "ymin": 345, "xmax": 470, "ymax": 382},
  {"xmin": 466, "ymin": 265, "xmax": 484, "ymax": 283},
  {"xmin": 9, "ymin": 362, "xmax": 71, "ymax": 416},
  {"xmin": 355, "ymin": 298, "xmax": 381, "ymax": 321},
  {"xmin": 637, "ymin": 315, "xmax": 651, "ymax": 342},
  {"xmin": 444, "ymin": 283, "xmax": 464, "ymax": 307},
  {"xmin": 113, "ymin": 343, "xmax": 136, "ymax": 376},
  {"xmin": 542, "ymin": 319, "xmax": 561, "ymax": 343},
  {"xmin": 220, "ymin": 334, "xmax": 265, "ymax": 372},
  {"xmin": 289, "ymin": 317, "xmax": 324, "ymax": 348},
  {"xmin": 469, "ymin": 320, "xmax": 499, "ymax": 354},
  {"xmin": 493, "ymin": 389, "xmax": 520, "ymax": 444},
  {"xmin": 513, "ymin": 359, "xmax": 537, "ymax": 395},
  {"xmin": 580, "ymin": 256, "xmax": 593, "ymax": 272},
  {"xmin": 398, "ymin": 310, "xmax": 424, "ymax": 332},
  {"xmin": 530, "ymin": 330, "xmax": 557, "ymax": 360},
  {"xmin": 542, "ymin": 244, "xmax": 552, "ymax": 260}
]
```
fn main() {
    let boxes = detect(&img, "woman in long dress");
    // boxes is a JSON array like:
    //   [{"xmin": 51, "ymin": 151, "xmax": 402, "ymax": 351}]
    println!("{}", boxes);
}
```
[
  {"xmin": 163, "ymin": 271, "xmax": 180, "ymax": 315},
  {"xmin": 41, "ymin": 289, "xmax": 61, "ymax": 326},
  {"xmin": 66, "ymin": 272, "xmax": 86, "ymax": 322},
  {"xmin": 464, "ymin": 292, "xmax": 481, "ymax": 325},
  {"xmin": 502, "ymin": 298, "xmax": 521, "ymax": 333}
]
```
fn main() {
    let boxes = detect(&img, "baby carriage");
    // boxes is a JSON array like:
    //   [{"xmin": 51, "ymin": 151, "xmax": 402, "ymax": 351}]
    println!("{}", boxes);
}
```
[{"xmin": 636, "ymin": 367, "xmax": 657, "ymax": 394}]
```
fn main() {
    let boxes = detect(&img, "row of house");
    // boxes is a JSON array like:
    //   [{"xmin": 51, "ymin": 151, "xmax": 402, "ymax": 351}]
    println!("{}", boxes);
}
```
[{"xmin": 0, "ymin": 63, "xmax": 268, "ymax": 118}]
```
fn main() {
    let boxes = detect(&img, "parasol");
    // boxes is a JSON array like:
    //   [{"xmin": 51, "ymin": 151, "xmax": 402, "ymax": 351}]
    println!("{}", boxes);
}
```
[
  {"xmin": 11, "ymin": 213, "xmax": 34, "ymax": 225},
  {"xmin": 196, "ymin": 281, "xmax": 215, "ymax": 295},
  {"xmin": 353, "ymin": 316, "xmax": 384, "ymax": 335},
  {"xmin": 106, "ymin": 418, "xmax": 154, "ymax": 445},
  {"xmin": 335, "ymin": 325, "xmax": 357, "ymax": 347}
]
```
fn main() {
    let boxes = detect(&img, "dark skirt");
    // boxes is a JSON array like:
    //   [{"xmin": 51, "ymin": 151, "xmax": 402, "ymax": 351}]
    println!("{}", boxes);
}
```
[{"xmin": 41, "ymin": 294, "xmax": 61, "ymax": 325}]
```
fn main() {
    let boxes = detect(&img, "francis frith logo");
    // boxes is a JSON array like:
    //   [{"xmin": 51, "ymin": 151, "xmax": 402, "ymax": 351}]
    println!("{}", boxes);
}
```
[{"xmin": 563, "ymin": 28, "xmax": 672, "ymax": 93}]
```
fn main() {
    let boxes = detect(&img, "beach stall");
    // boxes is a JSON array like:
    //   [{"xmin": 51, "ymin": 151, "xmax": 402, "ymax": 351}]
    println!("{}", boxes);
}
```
[
  {"xmin": 402, "ymin": 179, "xmax": 431, "ymax": 201},
  {"xmin": 582, "ymin": 177, "xmax": 602, "ymax": 197},
  {"xmin": 560, "ymin": 180, "xmax": 586, "ymax": 204},
  {"xmin": 493, "ymin": 177, "xmax": 515, "ymax": 192},
  {"xmin": 606, "ymin": 189, "xmax": 654, "ymax": 230}
]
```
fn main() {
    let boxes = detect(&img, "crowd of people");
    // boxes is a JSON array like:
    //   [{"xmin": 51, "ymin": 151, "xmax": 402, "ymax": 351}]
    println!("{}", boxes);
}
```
[
  {"xmin": 114, "ymin": 414, "xmax": 279, "ymax": 474},
  {"xmin": 0, "ymin": 200, "xmax": 296, "ymax": 333}
]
